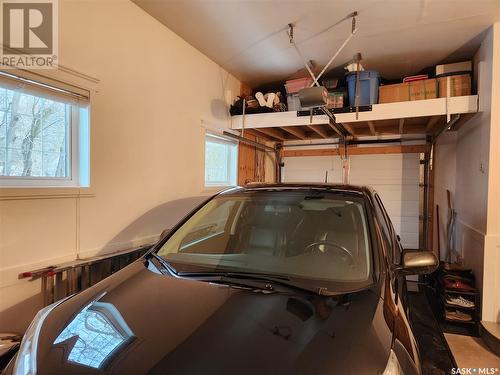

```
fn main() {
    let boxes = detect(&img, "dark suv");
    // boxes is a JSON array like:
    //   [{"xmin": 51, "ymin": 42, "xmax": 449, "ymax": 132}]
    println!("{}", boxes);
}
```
[{"xmin": 5, "ymin": 184, "xmax": 437, "ymax": 375}]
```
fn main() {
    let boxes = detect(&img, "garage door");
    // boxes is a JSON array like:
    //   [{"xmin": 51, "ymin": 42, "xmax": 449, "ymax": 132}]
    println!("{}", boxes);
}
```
[{"xmin": 282, "ymin": 153, "xmax": 420, "ymax": 249}]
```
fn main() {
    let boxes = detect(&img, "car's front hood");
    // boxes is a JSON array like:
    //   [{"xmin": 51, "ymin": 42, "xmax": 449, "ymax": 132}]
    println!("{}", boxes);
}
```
[{"xmin": 30, "ymin": 260, "xmax": 392, "ymax": 375}]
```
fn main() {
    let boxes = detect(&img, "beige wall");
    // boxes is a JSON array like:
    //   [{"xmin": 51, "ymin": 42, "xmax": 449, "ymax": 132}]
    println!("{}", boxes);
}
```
[
  {"xmin": 483, "ymin": 23, "xmax": 500, "ymax": 324},
  {"xmin": 432, "ymin": 131, "xmax": 457, "ymax": 258},
  {"xmin": 0, "ymin": 0, "xmax": 239, "ymax": 332},
  {"xmin": 433, "ymin": 24, "xmax": 500, "ymax": 323}
]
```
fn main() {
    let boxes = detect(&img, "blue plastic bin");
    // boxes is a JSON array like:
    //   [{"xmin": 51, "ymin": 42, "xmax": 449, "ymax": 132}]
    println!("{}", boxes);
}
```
[{"xmin": 346, "ymin": 70, "xmax": 380, "ymax": 106}]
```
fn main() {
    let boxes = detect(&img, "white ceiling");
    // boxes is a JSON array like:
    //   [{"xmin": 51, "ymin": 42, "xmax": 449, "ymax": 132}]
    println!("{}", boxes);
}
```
[{"xmin": 132, "ymin": 0, "xmax": 500, "ymax": 87}]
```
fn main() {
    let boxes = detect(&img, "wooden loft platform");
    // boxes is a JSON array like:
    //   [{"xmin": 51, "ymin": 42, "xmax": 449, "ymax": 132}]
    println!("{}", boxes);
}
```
[{"xmin": 230, "ymin": 95, "xmax": 479, "ymax": 141}]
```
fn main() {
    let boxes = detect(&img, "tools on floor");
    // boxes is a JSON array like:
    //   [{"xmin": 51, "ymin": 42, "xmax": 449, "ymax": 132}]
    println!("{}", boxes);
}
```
[{"xmin": 445, "ymin": 189, "xmax": 459, "ymax": 263}]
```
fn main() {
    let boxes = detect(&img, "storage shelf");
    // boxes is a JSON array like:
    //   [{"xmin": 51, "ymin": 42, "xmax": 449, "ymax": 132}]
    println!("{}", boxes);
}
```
[
  {"xmin": 444, "ymin": 317, "xmax": 476, "ymax": 324},
  {"xmin": 442, "ymin": 288, "xmax": 477, "ymax": 295},
  {"xmin": 443, "ymin": 303, "xmax": 476, "ymax": 310},
  {"xmin": 230, "ymin": 95, "xmax": 478, "ymax": 140},
  {"xmin": 442, "ymin": 298, "xmax": 476, "ymax": 310}
]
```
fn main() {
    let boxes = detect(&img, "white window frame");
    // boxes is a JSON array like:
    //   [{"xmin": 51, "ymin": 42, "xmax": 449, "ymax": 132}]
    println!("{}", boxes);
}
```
[
  {"xmin": 204, "ymin": 132, "xmax": 238, "ymax": 189},
  {"xmin": 0, "ymin": 79, "xmax": 90, "ymax": 188}
]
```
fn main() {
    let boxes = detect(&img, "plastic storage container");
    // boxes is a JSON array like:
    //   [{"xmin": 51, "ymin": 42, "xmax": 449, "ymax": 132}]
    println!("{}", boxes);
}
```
[
  {"xmin": 346, "ymin": 71, "xmax": 380, "ymax": 106},
  {"xmin": 285, "ymin": 77, "xmax": 313, "ymax": 94},
  {"xmin": 287, "ymin": 93, "xmax": 302, "ymax": 111},
  {"xmin": 321, "ymin": 78, "xmax": 339, "ymax": 89},
  {"xmin": 326, "ymin": 90, "xmax": 346, "ymax": 109}
]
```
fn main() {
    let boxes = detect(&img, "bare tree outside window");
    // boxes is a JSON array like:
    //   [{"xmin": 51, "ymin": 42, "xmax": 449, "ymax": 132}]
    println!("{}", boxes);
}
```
[
  {"xmin": 204, "ymin": 134, "xmax": 237, "ymax": 187},
  {"xmin": 0, "ymin": 87, "xmax": 68, "ymax": 178}
]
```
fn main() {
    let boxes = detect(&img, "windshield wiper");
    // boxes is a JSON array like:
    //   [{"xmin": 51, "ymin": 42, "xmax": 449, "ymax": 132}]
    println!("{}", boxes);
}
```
[
  {"xmin": 177, "ymin": 270, "xmax": 320, "ymax": 294},
  {"xmin": 178, "ymin": 270, "xmax": 289, "ymax": 281},
  {"xmin": 147, "ymin": 252, "xmax": 178, "ymax": 275},
  {"xmin": 147, "ymin": 257, "xmax": 335, "ymax": 295}
]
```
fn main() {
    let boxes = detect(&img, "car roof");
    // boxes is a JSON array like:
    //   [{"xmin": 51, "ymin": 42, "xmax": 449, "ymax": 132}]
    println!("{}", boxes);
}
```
[{"xmin": 219, "ymin": 183, "xmax": 375, "ymax": 197}]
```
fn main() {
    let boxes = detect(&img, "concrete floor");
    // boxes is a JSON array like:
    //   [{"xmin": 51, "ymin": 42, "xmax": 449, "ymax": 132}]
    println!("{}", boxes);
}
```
[{"xmin": 445, "ymin": 333, "xmax": 500, "ymax": 369}]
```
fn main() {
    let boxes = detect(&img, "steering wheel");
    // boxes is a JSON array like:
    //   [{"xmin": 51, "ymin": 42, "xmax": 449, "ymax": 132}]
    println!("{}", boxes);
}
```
[{"xmin": 304, "ymin": 241, "xmax": 355, "ymax": 265}]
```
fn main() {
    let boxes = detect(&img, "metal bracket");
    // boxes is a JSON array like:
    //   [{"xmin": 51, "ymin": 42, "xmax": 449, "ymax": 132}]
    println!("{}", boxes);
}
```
[
  {"xmin": 223, "ymin": 131, "xmax": 275, "ymax": 153},
  {"xmin": 432, "ymin": 114, "xmax": 460, "ymax": 144},
  {"xmin": 287, "ymin": 12, "xmax": 358, "ymax": 91},
  {"xmin": 288, "ymin": 23, "xmax": 294, "ymax": 44},
  {"xmin": 287, "ymin": 12, "xmax": 358, "ymax": 142}
]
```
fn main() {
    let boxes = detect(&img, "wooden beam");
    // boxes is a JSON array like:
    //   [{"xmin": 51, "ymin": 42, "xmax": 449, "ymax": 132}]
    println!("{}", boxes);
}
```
[
  {"xmin": 343, "ymin": 123, "xmax": 356, "ymax": 137},
  {"xmin": 367, "ymin": 121, "xmax": 377, "ymax": 135},
  {"xmin": 281, "ymin": 126, "xmax": 306, "ymax": 140},
  {"xmin": 284, "ymin": 148, "xmax": 340, "ymax": 157},
  {"xmin": 425, "ymin": 116, "xmax": 440, "ymax": 132},
  {"xmin": 243, "ymin": 129, "xmax": 275, "ymax": 142},
  {"xmin": 326, "ymin": 122, "xmax": 342, "ymax": 137},
  {"xmin": 399, "ymin": 118, "xmax": 405, "ymax": 134},
  {"xmin": 283, "ymin": 144, "xmax": 426, "ymax": 157},
  {"xmin": 252, "ymin": 127, "xmax": 285, "ymax": 141},
  {"xmin": 238, "ymin": 133, "xmax": 256, "ymax": 185},
  {"xmin": 307, "ymin": 125, "xmax": 329, "ymax": 138}
]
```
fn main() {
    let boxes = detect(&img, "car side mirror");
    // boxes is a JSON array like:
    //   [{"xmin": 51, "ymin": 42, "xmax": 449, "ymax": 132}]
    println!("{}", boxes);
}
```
[
  {"xmin": 159, "ymin": 228, "xmax": 171, "ymax": 241},
  {"xmin": 396, "ymin": 250, "xmax": 438, "ymax": 275}
]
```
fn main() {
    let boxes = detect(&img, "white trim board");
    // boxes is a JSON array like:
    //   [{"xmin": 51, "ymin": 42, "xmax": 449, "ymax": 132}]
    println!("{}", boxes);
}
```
[{"xmin": 231, "ymin": 95, "xmax": 478, "ymax": 130}]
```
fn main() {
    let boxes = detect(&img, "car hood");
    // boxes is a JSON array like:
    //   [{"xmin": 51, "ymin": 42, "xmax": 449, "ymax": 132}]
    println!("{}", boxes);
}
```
[{"xmin": 30, "ymin": 260, "xmax": 393, "ymax": 375}]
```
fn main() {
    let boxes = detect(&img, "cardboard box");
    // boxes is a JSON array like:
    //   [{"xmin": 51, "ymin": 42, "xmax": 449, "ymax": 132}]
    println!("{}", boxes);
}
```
[
  {"xmin": 379, "ymin": 79, "xmax": 437, "ymax": 104},
  {"xmin": 409, "ymin": 79, "xmax": 437, "ymax": 101},
  {"xmin": 379, "ymin": 83, "xmax": 409, "ymax": 103},
  {"xmin": 436, "ymin": 61, "xmax": 472, "ymax": 76},
  {"xmin": 438, "ymin": 74, "xmax": 471, "ymax": 97}
]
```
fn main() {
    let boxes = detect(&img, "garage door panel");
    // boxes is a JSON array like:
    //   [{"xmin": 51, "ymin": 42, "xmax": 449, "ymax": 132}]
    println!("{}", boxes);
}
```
[
  {"xmin": 283, "ymin": 152, "xmax": 421, "ymax": 249},
  {"xmin": 350, "ymin": 154, "xmax": 420, "ymax": 185},
  {"xmin": 390, "ymin": 217, "xmax": 420, "ymax": 234},
  {"xmin": 285, "ymin": 169, "xmax": 336, "ymax": 183},
  {"xmin": 351, "ymin": 177, "xmax": 419, "ymax": 186},
  {"xmin": 370, "ymin": 188, "xmax": 419, "ymax": 217},
  {"xmin": 351, "ymin": 171, "xmax": 419, "ymax": 185},
  {"xmin": 398, "ymin": 232, "xmax": 419, "ymax": 249},
  {"xmin": 352, "ymin": 175, "xmax": 419, "ymax": 185},
  {"xmin": 375, "ymin": 199, "xmax": 419, "ymax": 217},
  {"xmin": 350, "ymin": 153, "xmax": 419, "ymax": 167},
  {"xmin": 369, "ymin": 185, "xmax": 419, "ymax": 200},
  {"xmin": 350, "ymin": 154, "xmax": 420, "ymax": 248},
  {"xmin": 283, "ymin": 156, "xmax": 343, "ymax": 183}
]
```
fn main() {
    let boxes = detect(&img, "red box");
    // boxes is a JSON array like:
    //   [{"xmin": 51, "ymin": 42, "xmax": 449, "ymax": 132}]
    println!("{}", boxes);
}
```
[{"xmin": 285, "ymin": 77, "xmax": 313, "ymax": 94}]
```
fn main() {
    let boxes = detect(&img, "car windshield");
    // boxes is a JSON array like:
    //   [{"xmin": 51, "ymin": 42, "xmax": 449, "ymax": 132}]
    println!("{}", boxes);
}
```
[{"xmin": 157, "ymin": 191, "xmax": 372, "ymax": 286}]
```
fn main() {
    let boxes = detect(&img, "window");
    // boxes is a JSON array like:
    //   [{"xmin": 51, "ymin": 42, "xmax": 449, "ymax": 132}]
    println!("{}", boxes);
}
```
[
  {"xmin": 204, "ymin": 132, "xmax": 237, "ymax": 188},
  {"xmin": 0, "ymin": 71, "xmax": 90, "ymax": 187}
]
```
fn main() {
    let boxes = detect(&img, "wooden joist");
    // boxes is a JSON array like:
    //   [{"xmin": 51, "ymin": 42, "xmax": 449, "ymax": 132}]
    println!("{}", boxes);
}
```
[
  {"xmin": 243, "ymin": 129, "xmax": 276, "ymax": 142},
  {"xmin": 399, "ymin": 119, "xmax": 405, "ymax": 134},
  {"xmin": 425, "ymin": 116, "xmax": 441, "ymax": 132},
  {"xmin": 343, "ymin": 123, "xmax": 356, "ymax": 137},
  {"xmin": 367, "ymin": 121, "xmax": 377, "ymax": 135},
  {"xmin": 281, "ymin": 126, "xmax": 306, "ymax": 140},
  {"xmin": 326, "ymin": 122, "xmax": 342, "ymax": 136},
  {"xmin": 252, "ymin": 127, "xmax": 285, "ymax": 141},
  {"xmin": 307, "ymin": 125, "xmax": 329, "ymax": 138},
  {"xmin": 283, "ymin": 144, "xmax": 426, "ymax": 157}
]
